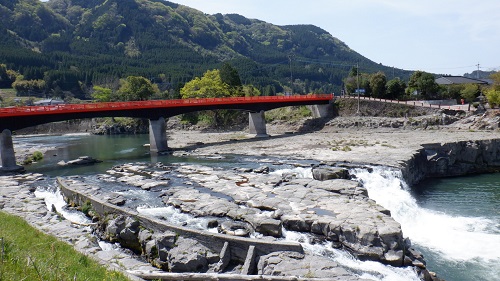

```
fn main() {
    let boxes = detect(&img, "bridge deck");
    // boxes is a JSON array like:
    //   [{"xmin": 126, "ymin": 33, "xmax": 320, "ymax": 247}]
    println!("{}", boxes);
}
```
[{"xmin": 0, "ymin": 94, "xmax": 333, "ymax": 117}]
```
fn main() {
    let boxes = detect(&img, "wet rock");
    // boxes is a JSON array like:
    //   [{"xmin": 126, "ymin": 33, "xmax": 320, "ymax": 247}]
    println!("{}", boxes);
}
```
[
  {"xmin": 281, "ymin": 214, "xmax": 312, "ymax": 232},
  {"xmin": 219, "ymin": 221, "xmax": 251, "ymax": 237},
  {"xmin": 246, "ymin": 217, "xmax": 282, "ymax": 237},
  {"xmin": 308, "ymin": 179, "xmax": 367, "ymax": 197},
  {"xmin": 312, "ymin": 167, "xmax": 349, "ymax": 181},
  {"xmin": 254, "ymin": 166, "xmax": 270, "ymax": 174},
  {"xmin": 207, "ymin": 219, "xmax": 219, "ymax": 228},
  {"xmin": 105, "ymin": 215, "xmax": 126, "ymax": 241},
  {"xmin": 383, "ymin": 250, "xmax": 404, "ymax": 267},
  {"xmin": 58, "ymin": 156, "xmax": 102, "ymax": 166},
  {"xmin": 167, "ymin": 237, "xmax": 210, "ymax": 273},
  {"xmin": 107, "ymin": 193, "xmax": 126, "ymax": 206},
  {"xmin": 257, "ymin": 251, "xmax": 361, "ymax": 280},
  {"xmin": 119, "ymin": 217, "xmax": 141, "ymax": 253},
  {"xmin": 155, "ymin": 231, "xmax": 178, "ymax": 270}
]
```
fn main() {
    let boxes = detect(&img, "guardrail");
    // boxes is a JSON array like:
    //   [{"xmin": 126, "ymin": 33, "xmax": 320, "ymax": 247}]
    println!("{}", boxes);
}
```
[
  {"xmin": 339, "ymin": 95, "xmax": 470, "ymax": 111},
  {"xmin": 0, "ymin": 94, "xmax": 333, "ymax": 117}
]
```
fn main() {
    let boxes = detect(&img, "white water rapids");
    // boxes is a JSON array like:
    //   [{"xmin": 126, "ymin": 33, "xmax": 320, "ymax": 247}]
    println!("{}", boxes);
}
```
[
  {"xmin": 351, "ymin": 167, "xmax": 500, "ymax": 280},
  {"xmin": 33, "ymin": 165, "xmax": 499, "ymax": 280},
  {"xmin": 34, "ymin": 187, "xmax": 91, "ymax": 225}
]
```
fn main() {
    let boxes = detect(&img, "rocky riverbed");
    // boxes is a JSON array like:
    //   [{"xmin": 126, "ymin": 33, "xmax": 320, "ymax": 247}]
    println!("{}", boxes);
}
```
[{"xmin": 3, "ymin": 110, "xmax": 500, "ymax": 280}]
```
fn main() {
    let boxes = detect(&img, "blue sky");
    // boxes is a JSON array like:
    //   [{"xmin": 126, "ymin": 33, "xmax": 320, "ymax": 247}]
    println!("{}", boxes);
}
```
[{"xmin": 170, "ymin": 0, "xmax": 500, "ymax": 76}]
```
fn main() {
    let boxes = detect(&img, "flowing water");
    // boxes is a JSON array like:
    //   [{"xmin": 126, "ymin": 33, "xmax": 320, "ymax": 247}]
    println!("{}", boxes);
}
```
[
  {"xmin": 352, "ymin": 167, "xmax": 500, "ymax": 281},
  {"xmin": 15, "ymin": 134, "xmax": 500, "ymax": 280}
]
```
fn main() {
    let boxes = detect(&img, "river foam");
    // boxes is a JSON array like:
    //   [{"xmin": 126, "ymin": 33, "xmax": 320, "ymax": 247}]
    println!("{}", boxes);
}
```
[
  {"xmin": 351, "ymin": 167, "xmax": 500, "ymax": 280},
  {"xmin": 34, "ymin": 187, "xmax": 91, "ymax": 225},
  {"xmin": 283, "ymin": 229, "xmax": 420, "ymax": 281}
]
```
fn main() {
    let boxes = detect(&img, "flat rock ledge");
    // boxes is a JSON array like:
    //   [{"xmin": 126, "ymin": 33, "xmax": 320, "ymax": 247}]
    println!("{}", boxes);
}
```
[{"xmin": 17, "ymin": 160, "xmax": 437, "ymax": 280}]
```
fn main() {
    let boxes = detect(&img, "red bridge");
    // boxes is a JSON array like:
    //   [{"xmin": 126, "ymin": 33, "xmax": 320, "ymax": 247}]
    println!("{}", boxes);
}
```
[
  {"xmin": 0, "ymin": 94, "xmax": 333, "ymax": 171},
  {"xmin": 0, "ymin": 94, "xmax": 333, "ymax": 131}
]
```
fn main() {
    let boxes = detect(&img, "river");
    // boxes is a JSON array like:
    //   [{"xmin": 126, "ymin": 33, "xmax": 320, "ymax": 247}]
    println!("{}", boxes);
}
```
[{"xmin": 15, "ymin": 133, "xmax": 500, "ymax": 281}]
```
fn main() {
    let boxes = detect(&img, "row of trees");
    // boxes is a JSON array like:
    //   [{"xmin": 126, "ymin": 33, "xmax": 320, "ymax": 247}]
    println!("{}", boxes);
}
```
[
  {"xmin": 4, "ymin": 58, "xmax": 498, "ymax": 113},
  {"xmin": 344, "ymin": 69, "xmax": 484, "ymax": 103}
]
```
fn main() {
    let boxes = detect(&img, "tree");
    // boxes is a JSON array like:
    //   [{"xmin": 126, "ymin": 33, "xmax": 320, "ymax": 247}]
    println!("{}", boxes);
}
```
[
  {"xmin": 180, "ymin": 69, "xmax": 231, "ymax": 99},
  {"xmin": 117, "ymin": 76, "xmax": 158, "ymax": 101},
  {"xmin": 386, "ymin": 78, "xmax": 406, "ymax": 100},
  {"xmin": 91, "ymin": 86, "xmax": 114, "ymax": 102},
  {"xmin": 460, "ymin": 84, "xmax": 480, "ymax": 103},
  {"xmin": 0, "ymin": 64, "xmax": 20, "ymax": 88},
  {"xmin": 485, "ymin": 71, "xmax": 500, "ymax": 108},
  {"xmin": 219, "ymin": 62, "xmax": 242, "ymax": 89},
  {"xmin": 12, "ymin": 79, "xmax": 46, "ymax": 96},
  {"xmin": 180, "ymin": 69, "xmax": 249, "ymax": 127},
  {"xmin": 369, "ymin": 72, "xmax": 387, "ymax": 98},
  {"xmin": 406, "ymin": 71, "xmax": 440, "ymax": 99},
  {"xmin": 485, "ymin": 88, "xmax": 500, "ymax": 108},
  {"xmin": 241, "ymin": 85, "xmax": 261, "ymax": 97}
]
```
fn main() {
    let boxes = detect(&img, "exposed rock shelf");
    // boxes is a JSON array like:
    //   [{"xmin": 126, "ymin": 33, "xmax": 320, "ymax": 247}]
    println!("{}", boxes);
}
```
[{"xmin": 51, "ymin": 161, "xmax": 432, "ymax": 279}]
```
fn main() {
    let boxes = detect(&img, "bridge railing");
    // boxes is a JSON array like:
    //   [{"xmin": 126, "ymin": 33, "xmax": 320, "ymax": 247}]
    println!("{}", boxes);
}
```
[
  {"xmin": 339, "ymin": 95, "xmax": 469, "ymax": 111},
  {"xmin": 0, "ymin": 94, "xmax": 333, "ymax": 117}
]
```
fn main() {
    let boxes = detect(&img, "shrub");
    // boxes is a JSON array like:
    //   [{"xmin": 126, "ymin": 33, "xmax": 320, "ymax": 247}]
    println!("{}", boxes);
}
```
[{"xmin": 32, "ymin": 151, "xmax": 43, "ymax": 161}]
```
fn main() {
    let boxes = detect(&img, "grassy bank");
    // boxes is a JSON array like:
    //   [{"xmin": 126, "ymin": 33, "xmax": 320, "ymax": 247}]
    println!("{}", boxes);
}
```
[{"xmin": 0, "ymin": 211, "xmax": 129, "ymax": 281}]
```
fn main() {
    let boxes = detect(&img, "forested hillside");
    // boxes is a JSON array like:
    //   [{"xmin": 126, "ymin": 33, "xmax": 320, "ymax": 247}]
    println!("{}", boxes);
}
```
[{"xmin": 0, "ymin": 0, "xmax": 410, "ymax": 99}]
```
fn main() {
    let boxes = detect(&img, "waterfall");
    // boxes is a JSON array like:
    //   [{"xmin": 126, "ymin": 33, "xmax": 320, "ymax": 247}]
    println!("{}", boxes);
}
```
[{"xmin": 351, "ymin": 167, "xmax": 500, "ymax": 280}]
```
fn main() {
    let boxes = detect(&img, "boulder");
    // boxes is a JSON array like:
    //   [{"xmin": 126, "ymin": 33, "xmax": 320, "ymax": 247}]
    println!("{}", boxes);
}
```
[
  {"xmin": 253, "ymin": 166, "xmax": 270, "ymax": 174},
  {"xmin": 58, "ymin": 156, "xmax": 102, "ymax": 166},
  {"xmin": 107, "ymin": 193, "xmax": 126, "ymax": 206},
  {"xmin": 167, "ymin": 237, "xmax": 210, "ymax": 272},
  {"xmin": 246, "ymin": 217, "xmax": 282, "ymax": 237},
  {"xmin": 119, "ymin": 217, "xmax": 141, "ymax": 253},
  {"xmin": 312, "ymin": 167, "xmax": 349, "ymax": 181},
  {"xmin": 105, "ymin": 215, "xmax": 126, "ymax": 241}
]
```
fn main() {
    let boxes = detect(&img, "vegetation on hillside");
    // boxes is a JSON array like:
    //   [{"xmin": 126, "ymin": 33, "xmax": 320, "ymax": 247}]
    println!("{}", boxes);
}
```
[
  {"xmin": 0, "ymin": 0, "xmax": 410, "ymax": 101},
  {"xmin": 1, "ymin": 0, "xmax": 494, "ymax": 110}
]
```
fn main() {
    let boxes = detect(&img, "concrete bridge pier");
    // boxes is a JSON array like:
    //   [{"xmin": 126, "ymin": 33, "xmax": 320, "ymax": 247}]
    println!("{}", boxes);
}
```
[
  {"xmin": 308, "ymin": 104, "xmax": 333, "ymax": 118},
  {"xmin": 0, "ymin": 129, "xmax": 23, "ymax": 172},
  {"xmin": 248, "ymin": 111, "xmax": 268, "ymax": 137},
  {"xmin": 149, "ymin": 117, "xmax": 168, "ymax": 153}
]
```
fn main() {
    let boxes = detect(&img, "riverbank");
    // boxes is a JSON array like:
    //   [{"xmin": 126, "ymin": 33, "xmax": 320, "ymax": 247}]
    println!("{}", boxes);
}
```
[{"xmin": 165, "ymin": 117, "xmax": 500, "ymax": 171}]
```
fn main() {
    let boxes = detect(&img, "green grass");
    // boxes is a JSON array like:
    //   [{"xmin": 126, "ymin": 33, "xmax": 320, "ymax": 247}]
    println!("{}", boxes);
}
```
[{"xmin": 0, "ymin": 211, "xmax": 130, "ymax": 281}]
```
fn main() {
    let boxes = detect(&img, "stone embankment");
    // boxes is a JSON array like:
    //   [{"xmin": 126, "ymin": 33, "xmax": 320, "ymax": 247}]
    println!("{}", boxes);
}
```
[{"xmin": 401, "ymin": 139, "xmax": 500, "ymax": 186}]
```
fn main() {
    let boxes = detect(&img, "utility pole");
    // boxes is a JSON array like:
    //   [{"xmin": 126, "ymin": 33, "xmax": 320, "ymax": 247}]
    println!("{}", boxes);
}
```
[
  {"xmin": 477, "ymin": 63, "xmax": 480, "ymax": 79},
  {"xmin": 356, "ymin": 62, "xmax": 360, "ymax": 114},
  {"xmin": 288, "ymin": 54, "xmax": 293, "ymax": 95}
]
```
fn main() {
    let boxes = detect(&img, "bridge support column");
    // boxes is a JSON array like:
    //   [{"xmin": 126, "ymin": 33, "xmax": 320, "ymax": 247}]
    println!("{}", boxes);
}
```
[
  {"xmin": 248, "ymin": 111, "xmax": 268, "ymax": 137},
  {"xmin": 149, "ymin": 117, "xmax": 168, "ymax": 153},
  {"xmin": 0, "ymin": 129, "xmax": 23, "ymax": 172},
  {"xmin": 308, "ymin": 104, "xmax": 333, "ymax": 118}
]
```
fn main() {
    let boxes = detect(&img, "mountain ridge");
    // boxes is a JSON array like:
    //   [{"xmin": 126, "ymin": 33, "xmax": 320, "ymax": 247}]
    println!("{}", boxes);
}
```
[{"xmin": 0, "ymin": 0, "xmax": 410, "ymax": 98}]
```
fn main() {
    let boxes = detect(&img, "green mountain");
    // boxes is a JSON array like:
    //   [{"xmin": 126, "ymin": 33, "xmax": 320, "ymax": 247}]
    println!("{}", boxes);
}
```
[{"xmin": 0, "ymin": 0, "xmax": 410, "ymax": 98}]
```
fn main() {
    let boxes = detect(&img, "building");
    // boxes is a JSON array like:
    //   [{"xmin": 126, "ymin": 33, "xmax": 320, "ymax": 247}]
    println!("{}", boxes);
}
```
[
  {"xmin": 33, "ymin": 99, "xmax": 65, "ymax": 106},
  {"xmin": 435, "ymin": 76, "xmax": 490, "ymax": 86}
]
